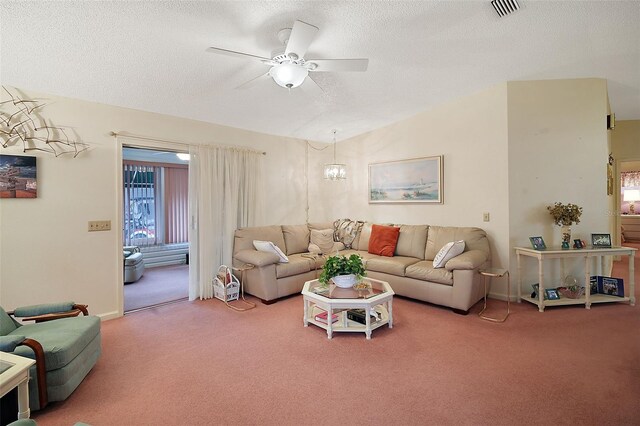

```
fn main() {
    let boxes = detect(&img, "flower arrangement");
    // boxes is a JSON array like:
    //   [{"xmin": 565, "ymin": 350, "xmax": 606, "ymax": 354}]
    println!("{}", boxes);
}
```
[
  {"xmin": 546, "ymin": 202, "xmax": 583, "ymax": 226},
  {"xmin": 319, "ymin": 254, "xmax": 366, "ymax": 285}
]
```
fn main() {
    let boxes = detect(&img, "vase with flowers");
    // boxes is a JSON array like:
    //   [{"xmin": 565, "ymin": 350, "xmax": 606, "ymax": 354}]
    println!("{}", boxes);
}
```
[{"xmin": 547, "ymin": 202, "xmax": 583, "ymax": 247}]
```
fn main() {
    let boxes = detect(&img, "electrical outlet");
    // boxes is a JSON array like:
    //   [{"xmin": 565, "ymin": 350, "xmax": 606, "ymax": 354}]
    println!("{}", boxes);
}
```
[
  {"xmin": 88, "ymin": 220, "xmax": 111, "ymax": 232},
  {"xmin": 483, "ymin": 212, "xmax": 490, "ymax": 222}
]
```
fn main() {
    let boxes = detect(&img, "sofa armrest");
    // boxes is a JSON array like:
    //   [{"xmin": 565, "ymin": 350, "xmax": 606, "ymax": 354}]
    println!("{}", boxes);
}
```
[
  {"xmin": 234, "ymin": 249, "xmax": 280, "ymax": 267},
  {"xmin": 0, "ymin": 335, "xmax": 26, "ymax": 352},
  {"xmin": 445, "ymin": 250, "xmax": 489, "ymax": 271},
  {"xmin": 10, "ymin": 302, "xmax": 89, "ymax": 322}
]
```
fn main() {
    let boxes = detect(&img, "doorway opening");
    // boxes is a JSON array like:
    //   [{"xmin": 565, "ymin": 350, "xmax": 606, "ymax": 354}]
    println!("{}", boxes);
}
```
[{"xmin": 122, "ymin": 147, "xmax": 189, "ymax": 312}]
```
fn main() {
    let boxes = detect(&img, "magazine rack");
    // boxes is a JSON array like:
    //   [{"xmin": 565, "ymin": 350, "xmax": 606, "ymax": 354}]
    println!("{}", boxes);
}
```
[{"xmin": 212, "ymin": 264, "xmax": 256, "ymax": 311}]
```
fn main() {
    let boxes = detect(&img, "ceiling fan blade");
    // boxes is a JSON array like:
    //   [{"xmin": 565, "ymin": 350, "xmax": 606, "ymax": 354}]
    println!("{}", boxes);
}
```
[
  {"xmin": 285, "ymin": 20, "xmax": 319, "ymax": 59},
  {"xmin": 300, "ymin": 75, "xmax": 325, "ymax": 96},
  {"xmin": 206, "ymin": 46, "xmax": 271, "ymax": 62},
  {"xmin": 307, "ymin": 58, "xmax": 369, "ymax": 72},
  {"xmin": 234, "ymin": 73, "xmax": 271, "ymax": 90}
]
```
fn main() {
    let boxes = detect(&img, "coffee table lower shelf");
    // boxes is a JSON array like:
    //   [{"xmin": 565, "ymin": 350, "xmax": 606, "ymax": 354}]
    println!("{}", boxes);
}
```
[{"xmin": 304, "ymin": 305, "xmax": 391, "ymax": 339}]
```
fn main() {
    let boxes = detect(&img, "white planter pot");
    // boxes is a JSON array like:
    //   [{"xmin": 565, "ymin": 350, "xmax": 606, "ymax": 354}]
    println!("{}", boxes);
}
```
[{"xmin": 332, "ymin": 274, "xmax": 357, "ymax": 288}]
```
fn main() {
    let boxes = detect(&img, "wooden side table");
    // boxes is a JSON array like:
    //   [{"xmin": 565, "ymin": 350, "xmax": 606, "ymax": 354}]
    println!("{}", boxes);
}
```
[{"xmin": 478, "ymin": 268, "xmax": 510, "ymax": 322}]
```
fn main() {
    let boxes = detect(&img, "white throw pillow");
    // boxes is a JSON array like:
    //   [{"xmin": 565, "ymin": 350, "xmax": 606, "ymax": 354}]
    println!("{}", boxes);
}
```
[
  {"xmin": 433, "ymin": 240, "xmax": 465, "ymax": 268},
  {"xmin": 253, "ymin": 240, "xmax": 289, "ymax": 263}
]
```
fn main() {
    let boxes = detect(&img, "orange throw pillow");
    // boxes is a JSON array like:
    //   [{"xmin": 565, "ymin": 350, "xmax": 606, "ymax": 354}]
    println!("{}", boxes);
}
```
[{"xmin": 368, "ymin": 224, "xmax": 400, "ymax": 257}]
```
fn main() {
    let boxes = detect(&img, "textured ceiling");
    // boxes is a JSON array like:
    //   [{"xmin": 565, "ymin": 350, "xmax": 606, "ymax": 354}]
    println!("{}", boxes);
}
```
[{"xmin": 1, "ymin": 1, "xmax": 638, "ymax": 142}]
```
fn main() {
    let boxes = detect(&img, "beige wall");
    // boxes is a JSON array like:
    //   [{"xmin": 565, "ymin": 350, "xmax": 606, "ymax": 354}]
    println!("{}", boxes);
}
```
[
  {"xmin": 507, "ymin": 78, "xmax": 611, "ymax": 286},
  {"xmin": 0, "ymin": 78, "xmax": 615, "ymax": 314},
  {"xmin": 322, "ymin": 84, "xmax": 511, "ymax": 290},
  {"xmin": 0, "ymin": 88, "xmax": 309, "ymax": 318}
]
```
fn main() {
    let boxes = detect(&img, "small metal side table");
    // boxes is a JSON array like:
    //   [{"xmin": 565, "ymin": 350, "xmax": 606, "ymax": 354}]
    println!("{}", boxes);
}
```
[
  {"xmin": 478, "ymin": 268, "xmax": 510, "ymax": 322},
  {"xmin": 228, "ymin": 264, "xmax": 256, "ymax": 311}
]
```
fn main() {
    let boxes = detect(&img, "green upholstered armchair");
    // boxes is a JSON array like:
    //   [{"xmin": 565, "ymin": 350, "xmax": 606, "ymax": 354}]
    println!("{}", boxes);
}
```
[{"xmin": 0, "ymin": 302, "xmax": 101, "ymax": 411}]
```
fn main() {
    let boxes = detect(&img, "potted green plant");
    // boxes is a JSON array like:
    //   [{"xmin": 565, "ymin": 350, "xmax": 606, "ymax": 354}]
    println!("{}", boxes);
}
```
[{"xmin": 319, "ymin": 254, "xmax": 366, "ymax": 288}]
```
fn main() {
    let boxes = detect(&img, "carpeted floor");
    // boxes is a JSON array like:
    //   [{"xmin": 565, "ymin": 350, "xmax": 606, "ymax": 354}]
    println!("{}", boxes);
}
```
[
  {"xmin": 34, "ymin": 247, "xmax": 639, "ymax": 425},
  {"xmin": 124, "ymin": 264, "xmax": 189, "ymax": 312}
]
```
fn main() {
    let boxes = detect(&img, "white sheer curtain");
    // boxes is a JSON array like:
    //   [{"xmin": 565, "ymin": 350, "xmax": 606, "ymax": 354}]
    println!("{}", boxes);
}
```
[{"xmin": 188, "ymin": 145, "xmax": 263, "ymax": 300}]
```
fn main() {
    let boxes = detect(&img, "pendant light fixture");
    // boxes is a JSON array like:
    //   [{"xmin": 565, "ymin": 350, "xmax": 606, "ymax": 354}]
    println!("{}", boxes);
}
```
[{"xmin": 323, "ymin": 129, "xmax": 346, "ymax": 180}]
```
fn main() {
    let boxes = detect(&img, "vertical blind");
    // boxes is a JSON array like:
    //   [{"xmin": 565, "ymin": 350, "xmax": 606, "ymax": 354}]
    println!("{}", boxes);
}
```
[
  {"xmin": 164, "ymin": 166, "xmax": 189, "ymax": 243},
  {"xmin": 123, "ymin": 160, "xmax": 189, "ymax": 247}
]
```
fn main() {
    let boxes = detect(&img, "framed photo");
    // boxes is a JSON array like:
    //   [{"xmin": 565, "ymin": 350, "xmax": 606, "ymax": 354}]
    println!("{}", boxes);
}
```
[
  {"xmin": 591, "ymin": 233, "xmax": 612, "ymax": 248},
  {"xmin": 529, "ymin": 236, "xmax": 546, "ymax": 250},
  {"xmin": 368, "ymin": 156, "xmax": 443, "ymax": 203},
  {"xmin": 573, "ymin": 239, "xmax": 584, "ymax": 249},
  {"xmin": 0, "ymin": 154, "xmax": 37, "ymax": 198},
  {"xmin": 545, "ymin": 289, "xmax": 560, "ymax": 300}
]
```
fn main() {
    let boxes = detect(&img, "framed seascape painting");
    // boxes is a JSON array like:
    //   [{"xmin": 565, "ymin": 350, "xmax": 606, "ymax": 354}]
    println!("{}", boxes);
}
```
[
  {"xmin": 0, "ymin": 154, "xmax": 37, "ymax": 198},
  {"xmin": 369, "ymin": 156, "xmax": 443, "ymax": 204}
]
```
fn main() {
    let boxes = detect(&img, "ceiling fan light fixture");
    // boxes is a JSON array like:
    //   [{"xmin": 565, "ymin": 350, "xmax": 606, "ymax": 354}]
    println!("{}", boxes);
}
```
[{"xmin": 270, "ymin": 62, "xmax": 308, "ymax": 88}]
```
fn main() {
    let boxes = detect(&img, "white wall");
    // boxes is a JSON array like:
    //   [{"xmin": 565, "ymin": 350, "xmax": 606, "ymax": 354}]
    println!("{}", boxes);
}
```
[
  {"xmin": 507, "ymin": 78, "xmax": 611, "ymax": 287},
  {"xmin": 0, "ymin": 88, "xmax": 309, "ymax": 318},
  {"xmin": 317, "ymin": 84, "xmax": 511, "ymax": 292}
]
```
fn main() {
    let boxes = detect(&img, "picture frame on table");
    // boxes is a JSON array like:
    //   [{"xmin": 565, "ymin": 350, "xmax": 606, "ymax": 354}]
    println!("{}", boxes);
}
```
[
  {"xmin": 573, "ymin": 239, "xmax": 584, "ymax": 249},
  {"xmin": 591, "ymin": 233, "xmax": 612, "ymax": 248},
  {"xmin": 529, "ymin": 236, "xmax": 546, "ymax": 250},
  {"xmin": 544, "ymin": 289, "xmax": 561, "ymax": 300}
]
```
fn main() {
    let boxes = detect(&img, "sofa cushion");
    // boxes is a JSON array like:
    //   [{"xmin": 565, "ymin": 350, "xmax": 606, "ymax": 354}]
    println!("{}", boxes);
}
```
[
  {"xmin": 124, "ymin": 252, "xmax": 143, "ymax": 266},
  {"xmin": 308, "ymin": 222, "xmax": 334, "ymax": 231},
  {"xmin": 395, "ymin": 225, "xmax": 429, "ymax": 259},
  {"xmin": 333, "ymin": 219, "xmax": 364, "ymax": 249},
  {"xmin": 433, "ymin": 240, "xmax": 465, "ymax": 268},
  {"xmin": 275, "ymin": 254, "xmax": 313, "ymax": 278},
  {"xmin": 282, "ymin": 224, "xmax": 310, "ymax": 255},
  {"xmin": 11, "ymin": 315, "xmax": 101, "ymax": 370},
  {"xmin": 253, "ymin": 240, "xmax": 289, "ymax": 263},
  {"xmin": 406, "ymin": 261, "xmax": 454, "ymax": 285},
  {"xmin": 425, "ymin": 226, "xmax": 489, "ymax": 260},
  {"xmin": 368, "ymin": 225, "xmax": 400, "ymax": 257},
  {"xmin": 366, "ymin": 255, "xmax": 420, "ymax": 276},
  {"xmin": 234, "ymin": 225, "xmax": 286, "ymax": 255}
]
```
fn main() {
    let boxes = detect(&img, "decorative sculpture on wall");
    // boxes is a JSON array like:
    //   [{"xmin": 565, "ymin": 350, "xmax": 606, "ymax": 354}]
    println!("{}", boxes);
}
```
[{"xmin": 0, "ymin": 86, "xmax": 89, "ymax": 157}]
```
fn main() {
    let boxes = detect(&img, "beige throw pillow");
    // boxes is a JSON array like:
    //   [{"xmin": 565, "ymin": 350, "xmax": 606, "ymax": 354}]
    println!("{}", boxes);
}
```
[{"xmin": 308, "ymin": 229, "xmax": 345, "ymax": 255}]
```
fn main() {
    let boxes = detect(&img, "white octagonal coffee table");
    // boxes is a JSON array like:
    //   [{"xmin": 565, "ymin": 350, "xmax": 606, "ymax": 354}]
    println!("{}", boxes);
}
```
[{"xmin": 302, "ymin": 277, "xmax": 394, "ymax": 339}]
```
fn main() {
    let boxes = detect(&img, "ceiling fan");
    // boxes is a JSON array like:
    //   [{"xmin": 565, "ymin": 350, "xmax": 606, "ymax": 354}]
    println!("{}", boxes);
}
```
[{"xmin": 206, "ymin": 20, "xmax": 368, "ymax": 91}]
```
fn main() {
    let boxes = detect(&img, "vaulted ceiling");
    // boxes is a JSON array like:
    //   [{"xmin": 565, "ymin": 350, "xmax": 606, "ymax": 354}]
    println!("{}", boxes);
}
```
[{"xmin": 1, "ymin": 1, "xmax": 638, "ymax": 142}]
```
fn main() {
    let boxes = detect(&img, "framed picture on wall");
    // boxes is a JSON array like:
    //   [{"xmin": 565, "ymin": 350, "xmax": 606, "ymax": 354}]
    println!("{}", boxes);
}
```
[
  {"xmin": 0, "ymin": 154, "xmax": 37, "ymax": 198},
  {"xmin": 368, "ymin": 156, "xmax": 443, "ymax": 204}
]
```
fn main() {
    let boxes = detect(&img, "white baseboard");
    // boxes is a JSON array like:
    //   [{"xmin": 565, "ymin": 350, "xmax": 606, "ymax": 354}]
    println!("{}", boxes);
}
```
[{"xmin": 98, "ymin": 310, "xmax": 122, "ymax": 321}]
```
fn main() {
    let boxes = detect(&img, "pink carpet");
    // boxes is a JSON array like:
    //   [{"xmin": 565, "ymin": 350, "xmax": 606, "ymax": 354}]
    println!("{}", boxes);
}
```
[
  {"xmin": 124, "ymin": 264, "xmax": 188, "ymax": 312},
  {"xmin": 33, "ymin": 247, "xmax": 639, "ymax": 425}
]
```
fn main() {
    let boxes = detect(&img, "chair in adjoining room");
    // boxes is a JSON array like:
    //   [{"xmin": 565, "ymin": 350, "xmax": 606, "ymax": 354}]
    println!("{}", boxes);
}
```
[
  {"xmin": 123, "ymin": 245, "xmax": 145, "ymax": 283},
  {"xmin": 0, "ymin": 302, "xmax": 101, "ymax": 412}
]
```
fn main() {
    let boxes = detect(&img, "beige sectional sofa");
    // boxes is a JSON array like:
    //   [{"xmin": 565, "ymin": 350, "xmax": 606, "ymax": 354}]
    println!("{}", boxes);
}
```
[{"xmin": 232, "ymin": 221, "xmax": 491, "ymax": 313}]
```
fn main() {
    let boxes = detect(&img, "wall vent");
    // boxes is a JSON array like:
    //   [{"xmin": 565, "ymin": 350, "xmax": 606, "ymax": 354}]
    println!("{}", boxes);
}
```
[{"xmin": 491, "ymin": 0, "xmax": 520, "ymax": 17}]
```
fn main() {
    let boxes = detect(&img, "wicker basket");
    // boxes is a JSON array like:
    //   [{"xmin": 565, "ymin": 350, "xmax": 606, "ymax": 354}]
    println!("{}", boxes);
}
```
[{"xmin": 213, "ymin": 265, "xmax": 240, "ymax": 302}]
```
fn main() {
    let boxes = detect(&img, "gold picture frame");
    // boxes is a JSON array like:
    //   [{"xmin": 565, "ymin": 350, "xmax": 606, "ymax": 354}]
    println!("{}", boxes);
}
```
[{"xmin": 368, "ymin": 156, "xmax": 443, "ymax": 204}]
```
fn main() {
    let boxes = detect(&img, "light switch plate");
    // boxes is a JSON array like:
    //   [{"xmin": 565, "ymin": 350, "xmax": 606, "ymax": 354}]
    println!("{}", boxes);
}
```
[
  {"xmin": 483, "ymin": 212, "xmax": 490, "ymax": 222},
  {"xmin": 88, "ymin": 220, "xmax": 111, "ymax": 232}
]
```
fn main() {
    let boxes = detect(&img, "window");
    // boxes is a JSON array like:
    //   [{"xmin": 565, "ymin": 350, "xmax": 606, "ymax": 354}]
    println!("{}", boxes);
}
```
[{"xmin": 123, "ymin": 161, "xmax": 188, "ymax": 247}]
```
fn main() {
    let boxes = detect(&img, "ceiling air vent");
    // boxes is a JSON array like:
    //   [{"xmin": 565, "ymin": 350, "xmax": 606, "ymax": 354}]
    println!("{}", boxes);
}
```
[{"xmin": 491, "ymin": 0, "xmax": 520, "ymax": 17}]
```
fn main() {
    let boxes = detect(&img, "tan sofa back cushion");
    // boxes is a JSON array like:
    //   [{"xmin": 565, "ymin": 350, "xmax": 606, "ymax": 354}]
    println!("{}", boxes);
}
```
[
  {"xmin": 234, "ymin": 225, "xmax": 286, "ymax": 256},
  {"xmin": 425, "ymin": 226, "xmax": 490, "ymax": 261},
  {"xmin": 282, "ymin": 224, "xmax": 310, "ymax": 255},
  {"xmin": 356, "ymin": 222, "xmax": 374, "ymax": 251},
  {"xmin": 308, "ymin": 222, "xmax": 334, "ymax": 231},
  {"xmin": 395, "ymin": 224, "xmax": 429, "ymax": 259}
]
